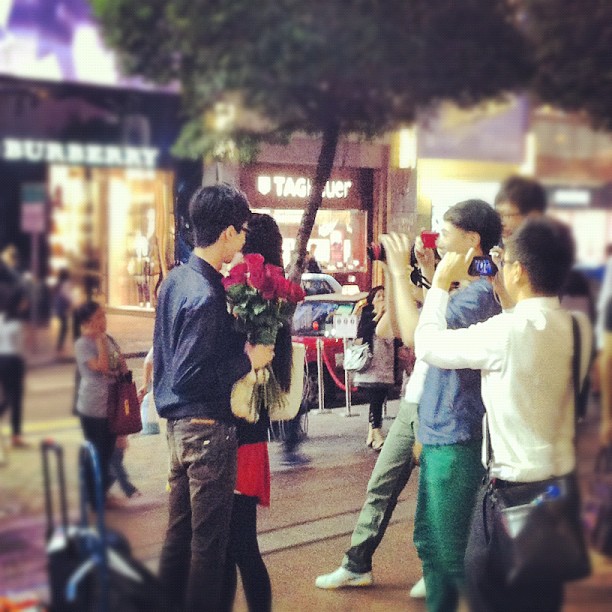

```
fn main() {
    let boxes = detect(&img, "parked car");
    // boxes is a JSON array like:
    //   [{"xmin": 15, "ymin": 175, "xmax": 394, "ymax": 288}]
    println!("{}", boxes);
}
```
[
  {"xmin": 292, "ymin": 291, "xmax": 368, "ymax": 408},
  {"xmin": 300, "ymin": 273, "xmax": 343, "ymax": 296}
]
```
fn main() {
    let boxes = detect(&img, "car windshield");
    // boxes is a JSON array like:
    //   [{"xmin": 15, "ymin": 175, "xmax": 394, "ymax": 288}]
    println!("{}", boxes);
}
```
[
  {"xmin": 301, "ymin": 279, "xmax": 334, "ymax": 296},
  {"xmin": 292, "ymin": 301, "xmax": 355, "ymax": 336}
]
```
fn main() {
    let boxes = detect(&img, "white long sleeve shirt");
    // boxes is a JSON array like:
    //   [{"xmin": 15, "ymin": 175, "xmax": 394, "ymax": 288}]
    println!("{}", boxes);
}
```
[{"xmin": 415, "ymin": 289, "xmax": 592, "ymax": 482}]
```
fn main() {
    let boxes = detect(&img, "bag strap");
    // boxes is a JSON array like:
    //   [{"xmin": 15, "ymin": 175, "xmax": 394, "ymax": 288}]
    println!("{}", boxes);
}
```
[{"xmin": 571, "ymin": 315, "xmax": 581, "ymax": 419}]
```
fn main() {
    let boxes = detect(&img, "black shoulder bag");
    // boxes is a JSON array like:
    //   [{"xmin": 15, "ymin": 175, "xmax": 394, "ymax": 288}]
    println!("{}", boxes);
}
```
[{"xmin": 486, "ymin": 315, "xmax": 591, "ymax": 586}]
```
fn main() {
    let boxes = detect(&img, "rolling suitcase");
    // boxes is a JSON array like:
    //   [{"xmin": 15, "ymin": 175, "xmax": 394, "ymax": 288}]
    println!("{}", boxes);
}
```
[
  {"xmin": 73, "ymin": 441, "xmax": 165, "ymax": 612},
  {"xmin": 42, "ymin": 438, "xmax": 95, "ymax": 612},
  {"xmin": 42, "ymin": 440, "xmax": 165, "ymax": 612}
]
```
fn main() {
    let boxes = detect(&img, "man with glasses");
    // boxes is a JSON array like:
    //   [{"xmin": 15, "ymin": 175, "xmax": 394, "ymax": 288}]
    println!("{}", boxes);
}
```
[
  {"xmin": 154, "ymin": 184, "xmax": 274, "ymax": 612},
  {"xmin": 494, "ymin": 175, "xmax": 547, "ymax": 242},
  {"xmin": 415, "ymin": 217, "xmax": 591, "ymax": 612}
]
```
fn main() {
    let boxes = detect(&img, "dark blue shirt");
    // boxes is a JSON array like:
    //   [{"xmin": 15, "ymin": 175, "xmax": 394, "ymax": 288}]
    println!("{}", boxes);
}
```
[
  {"xmin": 153, "ymin": 253, "xmax": 251, "ymax": 422},
  {"xmin": 418, "ymin": 279, "xmax": 501, "ymax": 445}
]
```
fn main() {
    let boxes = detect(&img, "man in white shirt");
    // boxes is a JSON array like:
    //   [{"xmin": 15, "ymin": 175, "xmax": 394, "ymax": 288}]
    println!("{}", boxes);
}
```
[{"xmin": 414, "ymin": 217, "xmax": 591, "ymax": 612}]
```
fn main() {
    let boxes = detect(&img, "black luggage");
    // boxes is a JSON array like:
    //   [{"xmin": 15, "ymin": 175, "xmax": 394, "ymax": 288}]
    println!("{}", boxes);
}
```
[
  {"xmin": 42, "ymin": 440, "xmax": 165, "ymax": 612},
  {"xmin": 584, "ymin": 445, "xmax": 612, "ymax": 556},
  {"xmin": 43, "ymin": 438, "xmax": 96, "ymax": 612}
]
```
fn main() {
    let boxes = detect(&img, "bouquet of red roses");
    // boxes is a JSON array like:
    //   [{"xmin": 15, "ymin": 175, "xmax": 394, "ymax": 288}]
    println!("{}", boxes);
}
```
[
  {"xmin": 223, "ymin": 253, "xmax": 305, "ymax": 345},
  {"xmin": 223, "ymin": 254, "xmax": 305, "ymax": 422}
]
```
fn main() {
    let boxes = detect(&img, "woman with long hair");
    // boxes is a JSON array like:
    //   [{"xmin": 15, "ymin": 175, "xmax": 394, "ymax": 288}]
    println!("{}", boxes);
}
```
[
  {"xmin": 220, "ymin": 213, "xmax": 293, "ymax": 612},
  {"xmin": 353, "ymin": 285, "xmax": 395, "ymax": 451}
]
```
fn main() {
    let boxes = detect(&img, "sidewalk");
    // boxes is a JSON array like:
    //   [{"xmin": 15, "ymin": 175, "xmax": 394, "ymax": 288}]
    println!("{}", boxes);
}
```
[
  {"xmin": 1, "ymin": 352, "xmax": 612, "ymax": 609},
  {"xmin": 24, "ymin": 310, "xmax": 155, "ymax": 368}
]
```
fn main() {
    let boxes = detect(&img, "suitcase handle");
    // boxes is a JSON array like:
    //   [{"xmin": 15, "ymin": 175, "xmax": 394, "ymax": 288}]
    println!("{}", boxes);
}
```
[
  {"xmin": 40, "ymin": 439, "xmax": 70, "ymax": 541},
  {"xmin": 75, "ymin": 442, "xmax": 110, "ymax": 612}
]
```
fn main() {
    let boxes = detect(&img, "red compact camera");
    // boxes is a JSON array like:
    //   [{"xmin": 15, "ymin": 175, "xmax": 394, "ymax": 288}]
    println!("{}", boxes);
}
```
[{"xmin": 421, "ymin": 231, "xmax": 439, "ymax": 249}]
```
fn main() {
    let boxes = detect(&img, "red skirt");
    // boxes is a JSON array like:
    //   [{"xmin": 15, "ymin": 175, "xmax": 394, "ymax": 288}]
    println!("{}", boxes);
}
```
[{"xmin": 235, "ymin": 442, "xmax": 270, "ymax": 507}]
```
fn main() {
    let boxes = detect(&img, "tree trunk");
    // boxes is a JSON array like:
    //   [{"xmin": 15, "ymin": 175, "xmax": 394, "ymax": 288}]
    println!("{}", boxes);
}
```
[{"xmin": 287, "ymin": 122, "xmax": 340, "ymax": 284}]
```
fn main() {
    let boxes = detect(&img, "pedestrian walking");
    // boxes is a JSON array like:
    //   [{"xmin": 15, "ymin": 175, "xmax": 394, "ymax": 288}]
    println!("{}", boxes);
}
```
[
  {"xmin": 53, "ymin": 268, "xmax": 74, "ymax": 357},
  {"xmin": 108, "ymin": 435, "xmax": 142, "ymax": 503},
  {"xmin": 0, "ymin": 285, "xmax": 27, "ymax": 448}
]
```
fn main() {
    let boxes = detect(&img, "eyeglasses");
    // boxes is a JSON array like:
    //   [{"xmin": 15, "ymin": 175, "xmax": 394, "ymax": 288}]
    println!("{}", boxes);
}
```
[
  {"xmin": 497, "ymin": 212, "xmax": 523, "ymax": 220},
  {"xmin": 500, "ymin": 259, "xmax": 515, "ymax": 269}
]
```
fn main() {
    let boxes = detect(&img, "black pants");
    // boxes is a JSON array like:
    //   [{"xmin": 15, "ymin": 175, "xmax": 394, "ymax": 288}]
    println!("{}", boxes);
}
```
[
  {"xmin": 79, "ymin": 415, "xmax": 116, "ymax": 505},
  {"xmin": 0, "ymin": 355, "xmax": 25, "ymax": 436},
  {"xmin": 221, "ymin": 494, "xmax": 271, "ymax": 612},
  {"xmin": 465, "ymin": 483, "xmax": 564, "ymax": 612},
  {"xmin": 56, "ymin": 312, "xmax": 69, "ymax": 352},
  {"xmin": 366, "ymin": 386, "xmax": 389, "ymax": 429}
]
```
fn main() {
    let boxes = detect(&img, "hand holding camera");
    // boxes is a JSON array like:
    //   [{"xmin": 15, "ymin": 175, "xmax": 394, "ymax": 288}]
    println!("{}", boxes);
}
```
[
  {"xmin": 432, "ymin": 248, "xmax": 476, "ymax": 290},
  {"xmin": 413, "ymin": 230, "xmax": 438, "ymax": 287},
  {"xmin": 379, "ymin": 233, "xmax": 412, "ymax": 277}
]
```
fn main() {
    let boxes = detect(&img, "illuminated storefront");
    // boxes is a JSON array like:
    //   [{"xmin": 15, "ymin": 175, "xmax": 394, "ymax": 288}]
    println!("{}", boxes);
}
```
[
  {"xmin": 0, "ymin": 0, "xmax": 182, "ymax": 316},
  {"xmin": 240, "ymin": 163, "xmax": 372, "ymax": 286},
  {"xmin": 47, "ymin": 164, "xmax": 174, "ymax": 311},
  {"xmin": 0, "ymin": 86, "xmax": 181, "ymax": 315}
]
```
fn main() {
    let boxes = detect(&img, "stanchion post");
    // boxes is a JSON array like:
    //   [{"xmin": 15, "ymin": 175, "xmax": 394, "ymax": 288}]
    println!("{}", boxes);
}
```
[
  {"xmin": 342, "ymin": 338, "xmax": 359, "ymax": 417},
  {"xmin": 316, "ymin": 337, "xmax": 326, "ymax": 414}
]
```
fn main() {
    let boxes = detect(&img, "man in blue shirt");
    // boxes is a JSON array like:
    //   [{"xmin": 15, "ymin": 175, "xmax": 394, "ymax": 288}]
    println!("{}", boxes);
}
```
[
  {"xmin": 154, "ymin": 184, "xmax": 274, "ymax": 612},
  {"xmin": 407, "ymin": 200, "xmax": 502, "ymax": 612}
]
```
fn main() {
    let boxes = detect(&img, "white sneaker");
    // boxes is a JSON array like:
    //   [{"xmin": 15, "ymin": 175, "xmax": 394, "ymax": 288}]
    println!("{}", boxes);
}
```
[
  {"xmin": 315, "ymin": 566, "xmax": 374, "ymax": 589},
  {"xmin": 409, "ymin": 576, "xmax": 426, "ymax": 598}
]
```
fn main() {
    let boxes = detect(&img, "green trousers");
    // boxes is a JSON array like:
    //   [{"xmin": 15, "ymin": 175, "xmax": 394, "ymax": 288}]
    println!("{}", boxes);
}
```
[{"xmin": 413, "ymin": 440, "xmax": 484, "ymax": 612}]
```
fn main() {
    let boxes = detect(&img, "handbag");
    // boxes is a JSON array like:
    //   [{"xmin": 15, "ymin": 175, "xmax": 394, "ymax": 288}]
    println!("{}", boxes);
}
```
[
  {"xmin": 584, "ymin": 445, "xmax": 612, "ymax": 556},
  {"xmin": 108, "ymin": 371, "xmax": 142, "ymax": 435},
  {"xmin": 268, "ymin": 342, "xmax": 306, "ymax": 422},
  {"xmin": 343, "ymin": 342, "xmax": 372, "ymax": 372},
  {"xmin": 485, "ymin": 314, "xmax": 591, "ymax": 585},
  {"xmin": 488, "ymin": 473, "xmax": 591, "ymax": 586}
]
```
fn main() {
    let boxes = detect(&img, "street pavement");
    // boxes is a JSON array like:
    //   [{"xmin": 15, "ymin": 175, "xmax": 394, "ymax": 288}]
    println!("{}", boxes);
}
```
[{"xmin": 1, "ymin": 316, "xmax": 612, "ymax": 610}]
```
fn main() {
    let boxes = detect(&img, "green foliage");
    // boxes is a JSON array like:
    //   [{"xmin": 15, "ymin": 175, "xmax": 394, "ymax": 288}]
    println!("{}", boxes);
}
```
[
  {"xmin": 522, "ymin": 0, "xmax": 612, "ymax": 130},
  {"xmin": 91, "ymin": 0, "xmax": 532, "ymax": 159}
]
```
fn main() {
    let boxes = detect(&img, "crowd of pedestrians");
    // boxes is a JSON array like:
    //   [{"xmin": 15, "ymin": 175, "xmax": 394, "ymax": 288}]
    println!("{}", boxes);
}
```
[
  {"xmin": 315, "ymin": 176, "xmax": 607, "ymax": 612},
  {"xmin": 2, "ymin": 173, "xmax": 610, "ymax": 612}
]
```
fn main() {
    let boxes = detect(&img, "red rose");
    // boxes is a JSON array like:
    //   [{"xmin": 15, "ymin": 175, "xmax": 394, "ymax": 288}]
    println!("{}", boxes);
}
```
[
  {"xmin": 262, "ymin": 264, "xmax": 285, "ymax": 300},
  {"xmin": 222, "ymin": 262, "xmax": 248, "ymax": 289},
  {"xmin": 244, "ymin": 254, "xmax": 266, "ymax": 291},
  {"xmin": 289, "ymin": 282, "xmax": 305, "ymax": 303}
]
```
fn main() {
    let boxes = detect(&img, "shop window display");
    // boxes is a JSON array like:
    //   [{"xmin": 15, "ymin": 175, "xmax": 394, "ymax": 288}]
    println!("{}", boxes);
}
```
[
  {"xmin": 48, "ymin": 166, "xmax": 173, "ymax": 311},
  {"xmin": 253, "ymin": 208, "xmax": 367, "ymax": 273}
]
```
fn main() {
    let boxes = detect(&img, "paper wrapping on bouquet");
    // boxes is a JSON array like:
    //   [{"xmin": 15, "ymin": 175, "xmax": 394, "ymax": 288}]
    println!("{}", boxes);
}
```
[
  {"xmin": 108, "ymin": 373, "xmax": 142, "ymax": 435},
  {"xmin": 231, "ymin": 369, "xmax": 268, "ymax": 423},
  {"xmin": 231, "ymin": 343, "xmax": 306, "ymax": 423}
]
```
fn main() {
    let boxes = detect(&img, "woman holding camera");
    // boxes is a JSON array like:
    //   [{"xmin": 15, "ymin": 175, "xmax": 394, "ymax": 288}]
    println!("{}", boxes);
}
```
[
  {"xmin": 354, "ymin": 286, "xmax": 395, "ymax": 451},
  {"xmin": 74, "ymin": 301, "xmax": 128, "ymax": 506}
]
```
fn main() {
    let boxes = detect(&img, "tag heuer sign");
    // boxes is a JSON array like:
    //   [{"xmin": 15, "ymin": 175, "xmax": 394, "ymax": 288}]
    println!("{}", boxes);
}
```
[
  {"xmin": 241, "ymin": 164, "xmax": 363, "ymax": 210},
  {"xmin": 256, "ymin": 174, "xmax": 353, "ymax": 199}
]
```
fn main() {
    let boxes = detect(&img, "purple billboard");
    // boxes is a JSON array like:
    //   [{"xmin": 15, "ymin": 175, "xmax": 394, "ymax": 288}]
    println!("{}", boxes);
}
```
[{"xmin": 0, "ymin": 0, "xmax": 175, "ymax": 91}]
